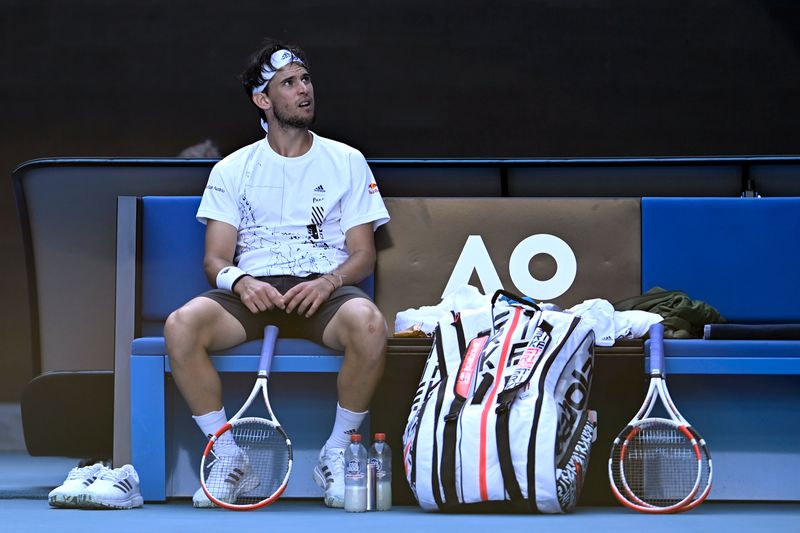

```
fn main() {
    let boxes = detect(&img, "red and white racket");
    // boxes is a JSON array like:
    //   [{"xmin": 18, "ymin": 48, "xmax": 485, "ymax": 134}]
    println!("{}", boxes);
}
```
[
  {"xmin": 608, "ymin": 322, "xmax": 712, "ymax": 513},
  {"xmin": 200, "ymin": 325, "xmax": 293, "ymax": 510}
]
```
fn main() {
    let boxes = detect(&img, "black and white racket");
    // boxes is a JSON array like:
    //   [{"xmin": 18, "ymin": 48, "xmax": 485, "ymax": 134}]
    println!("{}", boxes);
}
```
[
  {"xmin": 200, "ymin": 325, "xmax": 293, "ymax": 510},
  {"xmin": 608, "ymin": 323, "xmax": 712, "ymax": 513}
]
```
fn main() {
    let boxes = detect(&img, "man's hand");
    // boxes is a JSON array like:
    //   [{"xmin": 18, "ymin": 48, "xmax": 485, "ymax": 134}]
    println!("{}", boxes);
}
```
[
  {"xmin": 283, "ymin": 277, "xmax": 335, "ymax": 317},
  {"xmin": 234, "ymin": 276, "xmax": 286, "ymax": 313}
]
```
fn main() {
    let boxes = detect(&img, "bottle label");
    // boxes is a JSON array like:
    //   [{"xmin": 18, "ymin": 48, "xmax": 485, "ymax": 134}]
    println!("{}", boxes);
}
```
[
  {"xmin": 346, "ymin": 459, "xmax": 364, "ymax": 479},
  {"xmin": 369, "ymin": 457, "xmax": 387, "ymax": 478}
]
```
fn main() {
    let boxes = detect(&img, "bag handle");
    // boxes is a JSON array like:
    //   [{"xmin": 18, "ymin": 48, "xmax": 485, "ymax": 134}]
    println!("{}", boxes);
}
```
[
  {"xmin": 491, "ymin": 289, "xmax": 541, "ymax": 311},
  {"xmin": 490, "ymin": 289, "xmax": 540, "ymax": 336}
]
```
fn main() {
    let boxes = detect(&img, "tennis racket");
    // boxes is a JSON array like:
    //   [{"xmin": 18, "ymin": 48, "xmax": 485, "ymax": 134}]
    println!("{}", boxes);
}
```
[
  {"xmin": 200, "ymin": 325, "xmax": 293, "ymax": 510},
  {"xmin": 608, "ymin": 322, "xmax": 712, "ymax": 513}
]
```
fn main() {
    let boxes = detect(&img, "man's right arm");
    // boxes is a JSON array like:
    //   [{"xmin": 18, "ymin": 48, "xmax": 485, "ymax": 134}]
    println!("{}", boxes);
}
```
[{"xmin": 204, "ymin": 219, "xmax": 285, "ymax": 313}]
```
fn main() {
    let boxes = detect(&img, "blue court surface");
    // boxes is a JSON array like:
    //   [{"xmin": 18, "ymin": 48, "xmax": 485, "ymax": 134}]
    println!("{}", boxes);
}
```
[{"xmin": 1, "ymin": 453, "xmax": 797, "ymax": 533}]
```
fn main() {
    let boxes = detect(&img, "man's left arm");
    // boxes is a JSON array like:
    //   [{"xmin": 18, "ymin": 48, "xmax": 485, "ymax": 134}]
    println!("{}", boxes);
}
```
[{"xmin": 283, "ymin": 223, "xmax": 376, "ymax": 317}]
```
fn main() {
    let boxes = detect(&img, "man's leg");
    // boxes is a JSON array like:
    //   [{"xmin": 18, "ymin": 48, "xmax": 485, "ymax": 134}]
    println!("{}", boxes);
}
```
[
  {"xmin": 314, "ymin": 297, "xmax": 387, "ymax": 507},
  {"xmin": 323, "ymin": 297, "xmax": 387, "ymax": 410},
  {"xmin": 164, "ymin": 296, "xmax": 247, "ymax": 416},
  {"xmin": 163, "ymin": 296, "xmax": 251, "ymax": 507}
]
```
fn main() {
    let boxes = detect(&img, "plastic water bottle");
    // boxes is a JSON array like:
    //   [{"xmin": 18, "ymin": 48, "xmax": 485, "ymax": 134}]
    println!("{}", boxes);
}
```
[
  {"xmin": 344, "ymin": 433, "xmax": 368, "ymax": 512},
  {"xmin": 369, "ymin": 432, "xmax": 392, "ymax": 511}
]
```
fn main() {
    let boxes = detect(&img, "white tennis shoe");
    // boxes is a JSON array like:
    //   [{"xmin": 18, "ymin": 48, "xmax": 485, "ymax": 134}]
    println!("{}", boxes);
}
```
[
  {"xmin": 193, "ymin": 450, "xmax": 260, "ymax": 508},
  {"xmin": 48, "ymin": 462, "xmax": 109, "ymax": 508},
  {"xmin": 82, "ymin": 464, "xmax": 143, "ymax": 509},
  {"xmin": 313, "ymin": 446, "xmax": 345, "ymax": 508}
]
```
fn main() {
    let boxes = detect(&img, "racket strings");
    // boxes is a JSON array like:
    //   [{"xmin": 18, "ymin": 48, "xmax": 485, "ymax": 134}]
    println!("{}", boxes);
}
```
[
  {"xmin": 203, "ymin": 420, "xmax": 291, "ymax": 506},
  {"xmin": 611, "ymin": 421, "xmax": 701, "ymax": 509}
]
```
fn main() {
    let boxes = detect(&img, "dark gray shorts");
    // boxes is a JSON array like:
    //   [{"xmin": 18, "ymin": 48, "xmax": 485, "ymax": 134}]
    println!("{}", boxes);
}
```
[{"xmin": 200, "ymin": 275, "xmax": 370, "ymax": 345}]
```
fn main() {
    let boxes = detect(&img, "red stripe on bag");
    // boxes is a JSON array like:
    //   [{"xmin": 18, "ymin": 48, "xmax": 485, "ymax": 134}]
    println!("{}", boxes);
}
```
[
  {"xmin": 478, "ymin": 307, "xmax": 522, "ymax": 501},
  {"xmin": 403, "ymin": 439, "xmax": 413, "ymax": 478}
]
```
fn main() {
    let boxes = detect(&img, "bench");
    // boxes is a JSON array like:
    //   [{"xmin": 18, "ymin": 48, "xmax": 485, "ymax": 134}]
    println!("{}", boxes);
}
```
[
  {"xmin": 126, "ymin": 196, "xmax": 373, "ymax": 501},
  {"xmin": 640, "ymin": 197, "xmax": 800, "ymax": 500},
  {"xmin": 122, "ymin": 194, "xmax": 800, "ymax": 502}
]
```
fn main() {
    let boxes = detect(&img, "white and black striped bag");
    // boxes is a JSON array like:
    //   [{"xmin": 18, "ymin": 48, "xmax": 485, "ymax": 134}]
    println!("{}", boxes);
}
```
[{"xmin": 402, "ymin": 290, "xmax": 597, "ymax": 513}]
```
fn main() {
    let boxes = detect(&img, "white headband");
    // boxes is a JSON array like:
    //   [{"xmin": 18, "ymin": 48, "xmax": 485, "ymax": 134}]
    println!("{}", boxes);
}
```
[
  {"xmin": 251, "ymin": 49, "xmax": 305, "ymax": 95},
  {"xmin": 252, "ymin": 49, "xmax": 305, "ymax": 133}
]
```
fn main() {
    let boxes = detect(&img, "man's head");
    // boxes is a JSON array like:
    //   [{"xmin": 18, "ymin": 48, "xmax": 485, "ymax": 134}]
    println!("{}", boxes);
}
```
[{"xmin": 240, "ymin": 38, "xmax": 314, "ymax": 132}]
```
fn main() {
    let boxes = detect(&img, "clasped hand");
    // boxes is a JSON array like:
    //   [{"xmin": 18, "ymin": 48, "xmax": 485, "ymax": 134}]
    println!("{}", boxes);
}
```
[{"xmin": 234, "ymin": 276, "xmax": 334, "ymax": 317}]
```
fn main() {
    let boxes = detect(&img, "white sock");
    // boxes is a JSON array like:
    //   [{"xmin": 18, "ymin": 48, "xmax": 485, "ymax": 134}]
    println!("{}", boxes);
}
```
[
  {"xmin": 193, "ymin": 407, "xmax": 237, "ymax": 455},
  {"xmin": 324, "ymin": 403, "xmax": 368, "ymax": 450}
]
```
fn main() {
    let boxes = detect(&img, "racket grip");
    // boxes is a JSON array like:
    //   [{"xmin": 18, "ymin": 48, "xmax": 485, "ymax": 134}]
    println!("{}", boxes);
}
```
[
  {"xmin": 649, "ymin": 322, "xmax": 665, "ymax": 375},
  {"xmin": 259, "ymin": 325, "xmax": 280, "ymax": 375}
]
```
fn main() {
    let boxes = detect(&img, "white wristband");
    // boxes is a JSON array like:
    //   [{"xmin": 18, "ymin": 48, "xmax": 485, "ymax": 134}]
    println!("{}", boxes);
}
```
[{"xmin": 216, "ymin": 266, "xmax": 248, "ymax": 292}]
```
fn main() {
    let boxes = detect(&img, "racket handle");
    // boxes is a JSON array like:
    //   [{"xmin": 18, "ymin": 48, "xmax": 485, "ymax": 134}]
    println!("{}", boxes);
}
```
[
  {"xmin": 649, "ymin": 322, "xmax": 665, "ymax": 376},
  {"xmin": 259, "ymin": 325, "xmax": 280, "ymax": 375}
]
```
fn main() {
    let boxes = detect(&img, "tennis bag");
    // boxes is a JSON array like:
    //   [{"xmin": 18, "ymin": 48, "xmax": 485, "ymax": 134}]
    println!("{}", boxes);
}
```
[{"xmin": 402, "ymin": 290, "xmax": 597, "ymax": 513}]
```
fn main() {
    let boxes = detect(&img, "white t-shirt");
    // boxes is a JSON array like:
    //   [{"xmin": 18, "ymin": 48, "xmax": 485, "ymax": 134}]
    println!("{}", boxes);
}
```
[{"xmin": 197, "ymin": 132, "xmax": 390, "ymax": 277}]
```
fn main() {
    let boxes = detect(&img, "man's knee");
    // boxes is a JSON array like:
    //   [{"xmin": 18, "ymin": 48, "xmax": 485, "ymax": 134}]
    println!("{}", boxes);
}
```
[
  {"xmin": 165, "ymin": 297, "xmax": 247, "ymax": 361},
  {"xmin": 331, "ymin": 299, "xmax": 386, "ymax": 352},
  {"xmin": 164, "ymin": 305, "xmax": 203, "ymax": 362},
  {"xmin": 346, "ymin": 300, "xmax": 387, "ymax": 336},
  {"xmin": 164, "ymin": 299, "xmax": 222, "ymax": 358},
  {"xmin": 165, "ymin": 305, "xmax": 197, "ymax": 343}
]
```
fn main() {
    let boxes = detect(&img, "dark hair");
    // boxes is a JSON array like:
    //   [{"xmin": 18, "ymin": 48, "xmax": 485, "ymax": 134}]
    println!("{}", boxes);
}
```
[{"xmin": 239, "ymin": 38, "xmax": 310, "ymax": 123}]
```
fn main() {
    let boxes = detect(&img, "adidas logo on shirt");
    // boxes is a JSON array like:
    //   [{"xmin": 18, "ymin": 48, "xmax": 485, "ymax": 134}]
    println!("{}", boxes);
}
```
[{"xmin": 314, "ymin": 185, "xmax": 326, "ymax": 193}]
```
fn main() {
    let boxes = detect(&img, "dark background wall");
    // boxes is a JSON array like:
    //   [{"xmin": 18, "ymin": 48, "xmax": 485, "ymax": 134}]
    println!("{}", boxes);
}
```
[{"xmin": 1, "ymin": 0, "xmax": 799, "ymax": 401}]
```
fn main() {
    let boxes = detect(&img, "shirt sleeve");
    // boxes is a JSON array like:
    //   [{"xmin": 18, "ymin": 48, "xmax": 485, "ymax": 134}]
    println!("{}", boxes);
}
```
[
  {"xmin": 339, "ymin": 151, "xmax": 391, "ymax": 233},
  {"xmin": 196, "ymin": 163, "xmax": 240, "ymax": 228}
]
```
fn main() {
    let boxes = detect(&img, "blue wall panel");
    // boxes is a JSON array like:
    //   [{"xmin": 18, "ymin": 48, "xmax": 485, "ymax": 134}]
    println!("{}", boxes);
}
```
[{"xmin": 642, "ymin": 198, "xmax": 800, "ymax": 323}]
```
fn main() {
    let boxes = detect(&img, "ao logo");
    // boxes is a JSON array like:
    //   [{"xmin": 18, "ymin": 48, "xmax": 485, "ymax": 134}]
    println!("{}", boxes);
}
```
[{"xmin": 442, "ymin": 235, "xmax": 577, "ymax": 301}]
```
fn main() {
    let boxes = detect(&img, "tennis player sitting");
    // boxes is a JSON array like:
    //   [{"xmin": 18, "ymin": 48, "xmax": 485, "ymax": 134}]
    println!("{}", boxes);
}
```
[{"xmin": 164, "ymin": 38, "xmax": 390, "ymax": 508}]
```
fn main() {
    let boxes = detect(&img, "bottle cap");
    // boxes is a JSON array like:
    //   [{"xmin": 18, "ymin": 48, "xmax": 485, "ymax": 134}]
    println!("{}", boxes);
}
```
[
  {"xmin": 374, "ymin": 432, "xmax": 386, "ymax": 441},
  {"xmin": 350, "ymin": 433, "xmax": 362, "ymax": 443}
]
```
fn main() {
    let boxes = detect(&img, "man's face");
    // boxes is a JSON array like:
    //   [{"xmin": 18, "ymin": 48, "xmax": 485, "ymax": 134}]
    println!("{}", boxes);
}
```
[{"xmin": 266, "ymin": 63, "xmax": 315, "ymax": 129}]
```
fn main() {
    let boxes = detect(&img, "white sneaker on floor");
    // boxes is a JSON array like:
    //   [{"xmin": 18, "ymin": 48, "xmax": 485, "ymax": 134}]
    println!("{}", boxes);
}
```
[
  {"xmin": 82, "ymin": 464, "xmax": 143, "ymax": 509},
  {"xmin": 194, "ymin": 450, "xmax": 260, "ymax": 508},
  {"xmin": 48, "ymin": 462, "xmax": 109, "ymax": 508},
  {"xmin": 313, "ymin": 446, "xmax": 345, "ymax": 508},
  {"xmin": 192, "ymin": 486, "xmax": 215, "ymax": 508}
]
